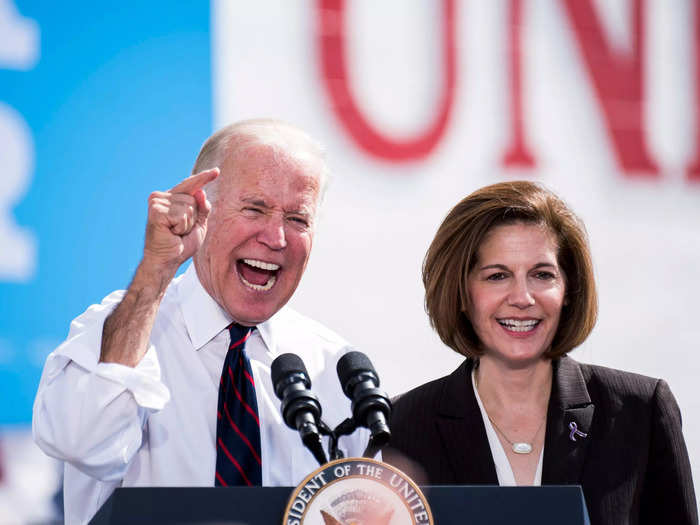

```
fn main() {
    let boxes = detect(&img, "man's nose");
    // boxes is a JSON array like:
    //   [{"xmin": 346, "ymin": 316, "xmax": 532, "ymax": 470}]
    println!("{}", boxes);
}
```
[
  {"xmin": 507, "ymin": 277, "xmax": 535, "ymax": 308},
  {"xmin": 258, "ymin": 215, "xmax": 287, "ymax": 250}
]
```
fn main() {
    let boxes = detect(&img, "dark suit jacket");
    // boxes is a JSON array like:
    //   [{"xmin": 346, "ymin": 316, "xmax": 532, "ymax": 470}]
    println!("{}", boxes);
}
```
[{"xmin": 384, "ymin": 356, "xmax": 697, "ymax": 525}]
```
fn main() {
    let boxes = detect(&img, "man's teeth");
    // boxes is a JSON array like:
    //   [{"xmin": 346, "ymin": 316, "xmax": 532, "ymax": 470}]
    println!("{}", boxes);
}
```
[
  {"xmin": 241, "ymin": 274, "xmax": 277, "ymax": 291},
  {"xmin": 498, "ymin": 319, "xmax": 540, "ymax": 332},
  {"xmin": 243, "ymin": 259, "xmax": 280, "ymax": 271}
]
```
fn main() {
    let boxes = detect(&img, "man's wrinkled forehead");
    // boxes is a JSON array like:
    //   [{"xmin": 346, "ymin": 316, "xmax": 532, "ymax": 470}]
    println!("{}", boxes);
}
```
[
  {"xmin": 203, "ymin": 125, "xmax": 328, "ymax": 210},
  {"xmin": 229, "ymin": 128, "xmax": 327, "ymax": 186},
  {"xmin": 216, "ymin": 143, "xmax": 321, "ymax": 210},
  {"xmin": 234, "ymin": 137, "xmax": 323, "ymax": 173}
]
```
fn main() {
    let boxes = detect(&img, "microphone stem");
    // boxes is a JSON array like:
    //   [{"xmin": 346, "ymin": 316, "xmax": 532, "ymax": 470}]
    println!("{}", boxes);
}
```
[{"xmin": 302, "ymin": 432, "xmax": 328, "ymax": 465}]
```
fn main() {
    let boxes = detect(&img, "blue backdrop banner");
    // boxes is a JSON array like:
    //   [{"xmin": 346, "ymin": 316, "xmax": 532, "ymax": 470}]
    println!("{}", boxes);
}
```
[{"xmin": 0, "ymin": 0, "xmax": 212, "ymax": 425}]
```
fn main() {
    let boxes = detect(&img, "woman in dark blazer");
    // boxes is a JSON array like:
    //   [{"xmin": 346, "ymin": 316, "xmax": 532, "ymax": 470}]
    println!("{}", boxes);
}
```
[{"xmin": 384, "ymin": 181, "xmax": 697, "ymax": 525}]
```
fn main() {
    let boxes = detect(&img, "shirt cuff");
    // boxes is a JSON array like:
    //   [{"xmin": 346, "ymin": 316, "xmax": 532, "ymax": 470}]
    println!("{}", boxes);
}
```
[{"xmin": 93, "ymin": 345, "xmax": 171, "ymax": 411}]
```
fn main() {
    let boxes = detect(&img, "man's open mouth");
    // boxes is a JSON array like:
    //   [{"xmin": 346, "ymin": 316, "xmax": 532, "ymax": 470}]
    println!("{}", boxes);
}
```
[{"xmin": 237, "ymin": 258, "xmax": 280, "ymax": 291}]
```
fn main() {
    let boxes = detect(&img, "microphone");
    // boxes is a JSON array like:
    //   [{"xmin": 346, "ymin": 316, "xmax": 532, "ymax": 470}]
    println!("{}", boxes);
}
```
[
  {"xmin": 336, "ymin": 351, "xmax": 392, "ymax": 457},
  {"xmin": 271, "ymin": 353, "xmax": 328, "ymax": 465}
]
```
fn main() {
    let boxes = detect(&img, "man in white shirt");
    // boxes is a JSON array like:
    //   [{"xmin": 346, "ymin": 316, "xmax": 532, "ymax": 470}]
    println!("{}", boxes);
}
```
[{"xmin": 32, "ymin": 119, "xmax": 369, "ymax": 524}]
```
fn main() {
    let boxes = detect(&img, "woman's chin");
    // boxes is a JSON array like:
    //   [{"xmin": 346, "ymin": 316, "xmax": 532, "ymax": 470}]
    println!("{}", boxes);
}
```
[{"xmin": 482, "ymin": 348, "xmax": 549, "ymax": 369}]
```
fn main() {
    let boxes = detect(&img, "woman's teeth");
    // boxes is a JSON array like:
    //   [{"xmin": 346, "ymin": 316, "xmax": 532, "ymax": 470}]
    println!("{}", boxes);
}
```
[{"xmin": 498, "ymin": 319, "xmax": 540, "ymax": 332}]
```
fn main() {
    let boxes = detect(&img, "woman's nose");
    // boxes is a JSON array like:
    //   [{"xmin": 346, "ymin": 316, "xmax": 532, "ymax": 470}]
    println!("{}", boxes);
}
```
[{"xmin": 507, "ymin": 278, "xmax": 535, "ymax": 308}]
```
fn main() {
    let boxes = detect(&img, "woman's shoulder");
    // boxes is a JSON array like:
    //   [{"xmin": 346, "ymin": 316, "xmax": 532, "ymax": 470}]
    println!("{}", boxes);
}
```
[
  {"xmin": 563, "ymin": 357, "xmax": 669, "ymax": 407},
  {"xmin": 391, "ymin": 373, "xmax": 450, "ymax": 412},
  {"xmin": 391, "ymin": 359, "xmax": 472, "ymax": 417}
]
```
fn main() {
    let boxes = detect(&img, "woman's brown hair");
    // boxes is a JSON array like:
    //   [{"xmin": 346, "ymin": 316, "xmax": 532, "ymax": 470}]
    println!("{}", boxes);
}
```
[{"xmin": 423, "ymin": 181, "xmax": 597, "ymax": 359}]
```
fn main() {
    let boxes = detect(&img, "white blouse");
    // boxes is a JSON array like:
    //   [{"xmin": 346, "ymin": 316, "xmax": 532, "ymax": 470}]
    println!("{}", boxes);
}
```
[{"xmin": 471, "ymin": 368, "xmax": 543, "ymax": 486}]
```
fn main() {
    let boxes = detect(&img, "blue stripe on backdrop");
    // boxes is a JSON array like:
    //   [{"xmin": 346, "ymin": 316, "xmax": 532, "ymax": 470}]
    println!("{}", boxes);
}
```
[{"xmin": 0, "ymin": 1, "xmax": 212, "ymax": 424}]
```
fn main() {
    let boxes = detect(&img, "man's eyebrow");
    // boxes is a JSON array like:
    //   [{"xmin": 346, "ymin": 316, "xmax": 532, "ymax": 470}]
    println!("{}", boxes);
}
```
[
  {"xmin": 241, "ymin": 196, "xmax": 314, "ymax": 217},
  {"xmin": 287, "ymin": 205, "xmax": 314, "ymax": 216},
  {"xmin": 241, "ymin": 197, "xmax": 270, "ymax": 208}
]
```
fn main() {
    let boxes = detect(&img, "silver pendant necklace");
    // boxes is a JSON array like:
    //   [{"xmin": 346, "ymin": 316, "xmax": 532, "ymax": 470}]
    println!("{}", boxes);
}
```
[
  {"xmin": 475, "ymin": 369, "xmax": 546, "ymax": 455},
  {"xmin": 485, "ymin": 413, "xmax": 545, "ymax": 454}
]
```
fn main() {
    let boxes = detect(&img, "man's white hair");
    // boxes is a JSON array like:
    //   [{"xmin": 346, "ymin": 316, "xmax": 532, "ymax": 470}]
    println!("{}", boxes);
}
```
[{"xmin": 191, "ymin": 119, "xmax": 330, "ymax": 205}]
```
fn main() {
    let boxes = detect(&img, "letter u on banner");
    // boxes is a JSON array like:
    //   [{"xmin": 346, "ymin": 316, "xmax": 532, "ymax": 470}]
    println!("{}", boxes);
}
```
[{"xmin": 316, "ymin": 0, "xmax": 457, "ymax": 162}]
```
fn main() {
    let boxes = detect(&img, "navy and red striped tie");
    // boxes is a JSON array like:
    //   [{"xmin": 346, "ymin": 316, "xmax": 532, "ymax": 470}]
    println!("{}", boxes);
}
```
[{"xmin": 215, "ymin": 323, "xmax": 262, "ymax": 486}]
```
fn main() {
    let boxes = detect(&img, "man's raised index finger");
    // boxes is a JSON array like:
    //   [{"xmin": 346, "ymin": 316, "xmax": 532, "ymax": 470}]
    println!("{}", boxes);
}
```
[{"xmin": 170, "ymin": 167, "xmax": 219, "ymax": 195}]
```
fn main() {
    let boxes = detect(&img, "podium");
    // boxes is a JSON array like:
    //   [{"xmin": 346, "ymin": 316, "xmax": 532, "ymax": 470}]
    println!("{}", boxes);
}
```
[{"xmin": 90, "ymin": 485, "xmax": 590, "ymax": 524}]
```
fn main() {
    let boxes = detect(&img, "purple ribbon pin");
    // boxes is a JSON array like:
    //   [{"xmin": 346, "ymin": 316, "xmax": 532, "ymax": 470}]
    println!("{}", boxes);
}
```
[{"xmin": 568, "ymin": 422, "xmax": 587, "ymax": 442}]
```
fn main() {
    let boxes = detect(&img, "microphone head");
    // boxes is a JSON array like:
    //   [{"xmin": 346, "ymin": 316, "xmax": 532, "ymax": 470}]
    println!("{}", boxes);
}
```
[
  {"xmin": 337, "ymin": 351, "xmax": 377, "ymax": 395},
  {"xmin": 271, "ymin": 353, "xmax": 310, "ymax": 392}
]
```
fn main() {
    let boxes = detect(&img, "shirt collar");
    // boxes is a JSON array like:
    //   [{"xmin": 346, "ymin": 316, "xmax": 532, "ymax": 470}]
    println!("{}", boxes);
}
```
[{"xmin": 178, "ymin": 263, "xmax": 278, "ymax": 354}]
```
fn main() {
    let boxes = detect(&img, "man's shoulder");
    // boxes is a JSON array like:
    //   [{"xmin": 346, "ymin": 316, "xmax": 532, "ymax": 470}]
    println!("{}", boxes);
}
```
[
  {"xmin": 66, "ymin": 288, "xmax": 127, "ymax": 334},
  {"xmin": 269, "ymin": 306, "xmax": 351, "ymax": 348},
  {"xmin": 263, "ymin": 307, "xmax": 355, "ymax": 379},
  {"xmin": 59, "ymin": 274, "xmax": 185, "ymax": 353},
  {"xmin": 74, "ymin": 272, "xmax": 185, "ymax": 325}
]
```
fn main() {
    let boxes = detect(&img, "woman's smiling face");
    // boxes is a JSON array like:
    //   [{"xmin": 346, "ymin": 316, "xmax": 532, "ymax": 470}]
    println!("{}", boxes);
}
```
[{"xmin": 466, "ymin": 222, "xmax": 567, "ymax": 367}]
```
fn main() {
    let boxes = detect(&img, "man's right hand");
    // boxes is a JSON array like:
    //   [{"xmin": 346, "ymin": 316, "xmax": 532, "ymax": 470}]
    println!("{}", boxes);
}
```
[
  {"xmin": 100, "ymin": 168, "xmax": 219, "ymax": 366},
  {"xmin": 142, "ymin": 168, "xmax": 219, "ymax": 277}
]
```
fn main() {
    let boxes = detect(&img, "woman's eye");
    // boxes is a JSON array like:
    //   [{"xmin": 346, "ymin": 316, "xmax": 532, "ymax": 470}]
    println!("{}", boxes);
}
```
[
  {"xmin": 243, "ymin": 207, "xmax": 263, "ymax": 214},
  {"xmin": 486, "ymin": 272, "xmax": 506, "ymax": 281},
  {"xmin": 534, "ymin": 271, "xmax": 555, "ymax": 280}
]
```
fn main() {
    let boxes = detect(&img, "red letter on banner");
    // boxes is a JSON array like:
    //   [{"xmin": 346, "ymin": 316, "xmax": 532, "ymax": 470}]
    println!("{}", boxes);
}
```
[
  {"xmin": 502, "ymin": 0, "xmax": 537, "ymax": 169},
  {"xmin": 561, "ymin": 0, "xmax": 658, "ymax": 176},
  {"xmin": 687, "ymin": 1, "xmax": 700, "ymax": 182},
  {"xmin": 317, "ymin": 0, "xmax": 457, "ymax": 162}
]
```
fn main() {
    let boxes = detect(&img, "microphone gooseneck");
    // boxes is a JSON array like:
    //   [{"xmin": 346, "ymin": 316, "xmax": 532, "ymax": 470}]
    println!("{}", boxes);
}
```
[
  {"xmin": 336, "ymin": 351, "xmax": 392, "ymax": 457},
  {"xmin": 271, "ymin": 353, "xmax": 328, "ymax": 465}
]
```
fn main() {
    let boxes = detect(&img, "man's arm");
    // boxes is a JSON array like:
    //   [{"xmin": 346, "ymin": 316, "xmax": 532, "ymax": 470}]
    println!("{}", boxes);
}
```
[
  {"xmin": 100, "ymin": 168, "xmax": 218, "ymax": 367},
  {"xmin": 33, "ymin": 168, "xmax": 219, "ymax": 480}
]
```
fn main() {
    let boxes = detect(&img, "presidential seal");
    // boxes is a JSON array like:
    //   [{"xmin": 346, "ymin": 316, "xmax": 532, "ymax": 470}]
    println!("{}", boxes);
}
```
[{"xmin": 282, "ymin": 457, "xmax": 433, "ymax": 525}]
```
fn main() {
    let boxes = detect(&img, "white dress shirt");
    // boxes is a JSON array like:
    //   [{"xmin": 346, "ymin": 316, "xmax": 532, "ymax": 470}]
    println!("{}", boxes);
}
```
[
  {"xmin": 33, "ymin": 265, "xmax": 370, "ymax": 524},
  {"xmin": 471, "ymin": 369, "xmax": 543, "ymax": 486}
]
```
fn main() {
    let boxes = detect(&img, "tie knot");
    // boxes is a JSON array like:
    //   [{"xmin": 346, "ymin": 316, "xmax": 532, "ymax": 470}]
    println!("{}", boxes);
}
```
[{"xmin": 228, "ymin": 323, "xmax": 253, "ymax": 350}]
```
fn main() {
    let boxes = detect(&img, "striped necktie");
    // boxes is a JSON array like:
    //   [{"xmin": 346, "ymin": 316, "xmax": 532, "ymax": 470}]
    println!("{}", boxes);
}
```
[{"xmin": 215, "ymin": 323, "xmax": 262, "ymax": 486}]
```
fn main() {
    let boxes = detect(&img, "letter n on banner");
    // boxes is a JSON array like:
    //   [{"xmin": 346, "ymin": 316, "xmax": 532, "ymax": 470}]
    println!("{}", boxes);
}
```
[
  {"xmin": 316, "ymin": 0, "xmax": 456, "ymax": 162},
  {"xmin": 562, "ymin": 0, "xmax": 659, "ymax": 176}
]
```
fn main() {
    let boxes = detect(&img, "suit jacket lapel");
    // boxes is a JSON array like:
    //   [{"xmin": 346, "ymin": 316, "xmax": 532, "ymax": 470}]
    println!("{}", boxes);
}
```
[
  {"xmin": 543, "ymin": 356, "xmax": 595, "ymax": 483},
  {"xmin": 435, "ymin": 359, "xmax": 498, "ymax": 484}
]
